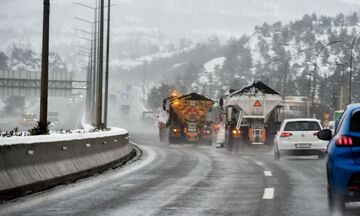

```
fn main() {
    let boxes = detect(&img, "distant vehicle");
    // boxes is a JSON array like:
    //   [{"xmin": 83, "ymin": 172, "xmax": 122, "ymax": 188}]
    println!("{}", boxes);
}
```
[
  {"xmin": 142, "ymin": 111, "xmax": 156, "ymax": 124},
  {"xmin": 119, "ymin": 93, "xmax": 130, "ymax": 115},
  {"xmin": 161, "ymin": 92, "xmax": 213, "ymax": 144},
  {"xmin": 283, "ymin": 96, "xmax": 308, "ymax": 119},
  {"xmin": 19, "ymin": 112, "xmax": 37, "ymax": 127},
  {"xmin": 219, "ymin": 81, "xmax": 282, "ymax": 147},
  {"xmin": 317, "ymin": 104, "xmax": 360, "ymax": 211},
  {"xmin": 125, "ymin": 84, "xmax": 132, "ymax": 92},
  {"xmin": 274, "ymin": 118, "xmax": 327, "ymax": 160},
  {"xmin": 48, "ymin": 111, "xmax": 59, "ymax": 126},
  {"xmin": 69, "ymin": 92, "xmax": 84, "ymax": 103}
]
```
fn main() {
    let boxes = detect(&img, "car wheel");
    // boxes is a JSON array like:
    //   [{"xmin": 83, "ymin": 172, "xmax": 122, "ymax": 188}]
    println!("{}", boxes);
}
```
[
  {"xmin": 274, "ymin": 149, "xmax": 280, "ymax": 161},
  {"xmin": 274, "ymin": 145, "xmax": 280, "ymax": 161},
  {"xmin": 327, "ymin": 186, "xmax": 345, "ymax": 213},
  {"xmin": 318, "ymin": 152, "xmax": 326, "ymax": 160}
]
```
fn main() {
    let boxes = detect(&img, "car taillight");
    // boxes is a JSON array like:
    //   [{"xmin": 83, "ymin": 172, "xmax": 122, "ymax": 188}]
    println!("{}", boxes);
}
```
[
  {"xmin": 348, "ymin": 185, "xmax": 359, "ymax": 192},
  {"xmin": 280, "ymin": 132, "xmax": 292, "ymax": 137},
  {"xmin": 313, "ymin": 132, "xmax": 318, "ymax": 136},
  {"xmin": 336, "ymin": 136, "xmax": 353, "ymax": 146},
  {"xmin": 203, "ymin": 130, "xmax": 211, "ymax": 134}
]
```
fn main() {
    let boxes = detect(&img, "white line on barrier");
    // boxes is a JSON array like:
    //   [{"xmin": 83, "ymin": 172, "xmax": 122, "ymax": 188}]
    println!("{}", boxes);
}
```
[{"xmin": 262, "ymin": 188, "xmax": 274, "ymax": 199}]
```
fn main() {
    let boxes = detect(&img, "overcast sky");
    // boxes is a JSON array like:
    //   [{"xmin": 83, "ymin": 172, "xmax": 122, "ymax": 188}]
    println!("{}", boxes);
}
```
[{"xmin": 0, "ymin": 0, "xmax": 359, "ymax": 55}]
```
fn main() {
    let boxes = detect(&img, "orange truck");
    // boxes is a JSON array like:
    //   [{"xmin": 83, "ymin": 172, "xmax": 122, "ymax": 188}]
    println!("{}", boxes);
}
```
[{"xmin": 160, "ymin": 92, "xmax": 214, "ymax": 144}]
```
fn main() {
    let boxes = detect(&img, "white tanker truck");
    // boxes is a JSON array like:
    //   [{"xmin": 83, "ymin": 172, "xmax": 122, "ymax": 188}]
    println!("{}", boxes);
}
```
[{"xmin": 218, "ymin": 81, "xmax": 283, "ymax": 147}]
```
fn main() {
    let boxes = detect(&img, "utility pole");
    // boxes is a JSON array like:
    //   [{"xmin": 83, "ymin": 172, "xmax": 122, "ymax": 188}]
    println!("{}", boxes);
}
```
[
  {"xmin": 103, "ymin": 0, "xmax": 111, "ymax": 126},
  {"xmin": 96, "ymin": 0, "xmax": 104, "ymax": 128},
  {"xmin": 92, "ymin": 0, "xmax": 98, "ymax": 126},
  {"xmin": 39, "ymin": 0, "xmax": 50, "ymax": 133},
  {"xmin": 86, "ymin": 40, "xmax": 93, "ymax": 123}
]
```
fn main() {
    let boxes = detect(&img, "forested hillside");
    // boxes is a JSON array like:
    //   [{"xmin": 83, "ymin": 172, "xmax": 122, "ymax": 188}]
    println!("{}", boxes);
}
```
[{"xmin": 146, "ymin": 12, "xmax": 360, "ymax": 111}]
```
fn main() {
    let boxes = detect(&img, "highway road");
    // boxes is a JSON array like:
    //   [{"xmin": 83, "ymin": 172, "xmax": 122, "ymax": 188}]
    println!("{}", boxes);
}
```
[
  {"xmin": 2, "ymin": 129, "xmax": 360, "ymax": 216},
  {"xmin": 2, "ymin": 86, "xmax": 360, "ymax": 216}
]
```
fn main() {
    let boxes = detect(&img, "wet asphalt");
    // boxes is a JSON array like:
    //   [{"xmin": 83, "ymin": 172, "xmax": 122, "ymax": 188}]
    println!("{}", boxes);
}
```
[{"xmin": 2, "ymin": 130, "xmax": 360, "ymax": 216}]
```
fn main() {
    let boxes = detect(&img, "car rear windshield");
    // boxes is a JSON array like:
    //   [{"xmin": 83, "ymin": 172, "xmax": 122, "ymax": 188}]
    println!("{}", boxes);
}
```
[
  {"xmin": 350, "ymin": 110, "xmax": 360, "ymax": 132},
  {"xmin": 284, "ymin": 121, "xmax": 321, "ymax": 131}
]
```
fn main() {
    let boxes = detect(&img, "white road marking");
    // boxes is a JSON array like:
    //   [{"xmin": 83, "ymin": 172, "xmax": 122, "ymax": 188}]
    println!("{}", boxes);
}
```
[
  {"xmin": 254, "ymin": 161, "xmax": 264, "ymax": 166},
  {"xmin": 242, "ymin": 156, "xmax": 249, "ymax": 159},
  {"xmin": 262, "ymin": 188, "xmax": 275, "ymax": 199},
  {"xmin": 264, "ymin": 171, "xmax": 272, "ymax": 176}
]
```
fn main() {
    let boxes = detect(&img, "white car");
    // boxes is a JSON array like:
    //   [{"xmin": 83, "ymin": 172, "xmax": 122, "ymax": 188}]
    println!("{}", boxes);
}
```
[{"xmin": 274, "ymin": 118, "xmax": 328, "ymax": 160}]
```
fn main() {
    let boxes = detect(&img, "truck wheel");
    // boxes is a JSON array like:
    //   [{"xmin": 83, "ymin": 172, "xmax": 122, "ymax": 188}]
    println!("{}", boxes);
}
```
[
  {"xmin": 168, "ymin": 137, "xmax": 175, "ymax": 144},
  {"xmin": 231, "ymin": 139, "xmax": 241, "ymax": 151},
  {"xmin": 159, "ymin": 132, "xmax": 165, "ymax": 142}
]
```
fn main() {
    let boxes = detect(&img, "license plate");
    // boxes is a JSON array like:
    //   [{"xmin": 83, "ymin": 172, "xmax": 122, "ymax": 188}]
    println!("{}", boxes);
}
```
[
  {"xmin": 188, "ymin": 123, "xmax": 197, "ymax": 132},
  {"xmin": 295, "ymin": 144, "xmax": 311, "ymax": 149}
]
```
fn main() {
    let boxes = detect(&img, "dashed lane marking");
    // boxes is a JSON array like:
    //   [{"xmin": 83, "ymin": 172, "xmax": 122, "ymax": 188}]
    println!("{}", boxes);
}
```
[
  {"xmin": 262, "ymin": 188, "xmax": 274, "ymax": 199},
  {"xmin": 254, "ymin": 161, "xmax": 264, "ymax": 166},
  {"xmin": 264, "ymin": 171, "xmax": 272, "ymax": 176}
]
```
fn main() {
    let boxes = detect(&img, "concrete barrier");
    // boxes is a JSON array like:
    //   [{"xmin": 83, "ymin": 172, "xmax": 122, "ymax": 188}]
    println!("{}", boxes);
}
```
[{"xmin": 0, "ymin": 128, "xmax": 135, "ymax": 200}]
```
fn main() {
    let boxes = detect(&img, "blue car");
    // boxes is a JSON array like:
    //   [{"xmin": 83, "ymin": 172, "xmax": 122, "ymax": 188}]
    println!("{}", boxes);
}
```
[{"xmin": 318, "ymin": 104, "xmax": 360, "ymax": 211}]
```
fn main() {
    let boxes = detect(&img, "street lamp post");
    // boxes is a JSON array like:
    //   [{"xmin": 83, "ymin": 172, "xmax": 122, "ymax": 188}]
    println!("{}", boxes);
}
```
[
  {"xmin": 349, "ymin": 32, "xmax": 360, "ymax": 104},
  {"xmin": 78, "ymin": 48, "xmax": 93, "ymax": 122},
  {"xmin": 73, "ymin": 0, "xmax": 99, "ymax": 126},
  {"xmin": 311, "ymin": 40, "xmax": 341, "ymax": 117}
]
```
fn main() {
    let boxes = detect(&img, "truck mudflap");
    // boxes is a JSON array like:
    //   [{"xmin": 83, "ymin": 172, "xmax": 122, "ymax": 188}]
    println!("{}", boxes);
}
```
[{"xmin": 249, "ymin": 127, "xmax": 267, "ymax": 144}]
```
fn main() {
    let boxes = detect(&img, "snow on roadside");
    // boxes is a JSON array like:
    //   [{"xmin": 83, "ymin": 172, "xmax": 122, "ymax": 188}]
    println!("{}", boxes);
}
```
[{"xmin": 0, "ymin": 127, "xmax": 128, "ymax": 146}]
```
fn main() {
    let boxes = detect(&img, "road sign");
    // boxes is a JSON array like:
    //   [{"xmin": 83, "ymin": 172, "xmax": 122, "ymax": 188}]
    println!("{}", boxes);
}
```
[{"xmin": 254, "ymin": 100, "xmax": 262, "ymax": 108}]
